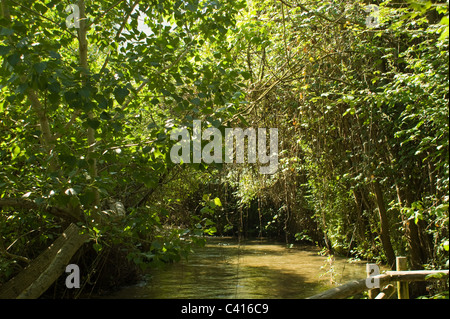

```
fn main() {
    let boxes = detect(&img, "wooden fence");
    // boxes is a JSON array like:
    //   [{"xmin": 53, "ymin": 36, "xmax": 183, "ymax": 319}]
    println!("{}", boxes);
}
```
[{"xmin": 307, "ymin": 257, "xmax": 449, "ymax": 299}]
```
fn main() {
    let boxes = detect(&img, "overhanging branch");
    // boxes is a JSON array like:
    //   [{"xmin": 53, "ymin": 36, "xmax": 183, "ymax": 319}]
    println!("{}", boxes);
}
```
[{"xmin": 0, "ymin": 198, "xmax": 83, "ymax": 223}]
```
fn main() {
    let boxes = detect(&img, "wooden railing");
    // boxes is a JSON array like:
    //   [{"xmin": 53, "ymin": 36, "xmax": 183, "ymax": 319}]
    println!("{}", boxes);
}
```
[{"xmin": 307, "ymin": 257, "xmax": 449, "ymax": 299}]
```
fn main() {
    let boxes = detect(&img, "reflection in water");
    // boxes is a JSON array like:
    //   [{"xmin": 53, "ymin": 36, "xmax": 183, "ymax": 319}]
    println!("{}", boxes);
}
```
[{"xmin": 107, "ymin": 237, "xmax": 368, "ymax": 299}]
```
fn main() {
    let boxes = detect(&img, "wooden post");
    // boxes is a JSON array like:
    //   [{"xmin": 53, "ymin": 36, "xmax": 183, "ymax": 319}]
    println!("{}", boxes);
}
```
[{"xmin": 396, "ymin": 256, "xmax": 409, "ymax": 299}]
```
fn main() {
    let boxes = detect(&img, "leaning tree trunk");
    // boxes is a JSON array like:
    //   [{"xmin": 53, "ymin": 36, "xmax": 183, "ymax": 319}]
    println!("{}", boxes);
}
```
[{"xmin": 0, "ymin": 224, "xmax": 89, "ymax": 299}]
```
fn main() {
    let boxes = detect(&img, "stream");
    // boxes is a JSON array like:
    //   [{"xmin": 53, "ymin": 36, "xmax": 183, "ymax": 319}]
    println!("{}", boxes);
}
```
[{"xmin": 106, "ymin": 237, "xmax": 368, "ymax": 299}]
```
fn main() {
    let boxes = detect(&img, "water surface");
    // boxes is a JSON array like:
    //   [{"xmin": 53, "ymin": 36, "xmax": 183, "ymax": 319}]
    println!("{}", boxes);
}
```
[{"xmin": 108, "ymin": 237, "xmax": 367, "ymax": 299}]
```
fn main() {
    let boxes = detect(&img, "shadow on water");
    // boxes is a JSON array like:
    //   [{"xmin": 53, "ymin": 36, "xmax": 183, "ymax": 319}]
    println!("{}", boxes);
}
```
[{"xmin": 105, "ymin": 237, "xmax": 368, "ymax": 299}]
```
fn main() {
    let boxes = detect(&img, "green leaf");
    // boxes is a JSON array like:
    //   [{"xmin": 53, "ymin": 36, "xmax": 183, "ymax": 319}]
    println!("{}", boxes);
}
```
[
  {"xmin": 93, "ymin": 243, "xmax": 102, "ymax": 252},
  {"xmin": 64, "ymin": 91, "xmax": 80, "ymax": 108},
  {"xmin": 114, "ymin": 87, "xmax": 130, "ymax": 105},
  {"xmin": 100, "ymin": 111, "xmax": 111, "ymax": 120},
  {"xmin": 440, "ymin": 16, "xmax": 449, "ymax": 26},
  {"xmin": 13, "ymin": 145, "xmax": 20, "ymax": 156},
  {"xmin": 59, "ymin": 153, "xmax": 77, "ymax": 167},
  {"xmin": 151, "ymin": 240, "xmax": 162, "ymax": 250},
  {"xmin": 48, "ymin": 81, "xmax": 61, "ymax": 93},
  {"xmin": 443, "ymin": 240, "xmax": 449, "ymax": 252},
  {"xmin": 191, "ymin": 97, "xmax": 201, "ymax": 106},
  {"xmin": 204, "ymin": 226, "xmax": 216, "ymax": 235},
  {"xmin": 33, "ymin": 2, "xmax": 48, "ymax": 14},
  {"xmin": 186, "ymin": 2, "xmax": 198, "ymax": 12},
  {"xmin": 439, "ymin": 26, "xmax": 449, "ymax": 41},
  {"xmin": 49, "ymin": 51, "xmax": 61, "ymax": 59},
  {"xmin": 7, "ymin": 53, "xmax": 20, "ymax": 66},
  {"xmin": 200, "ymin": 206, "xmax": 213, "ymax": 214},
  {"xmin": 79, "ymin": 86, "xmax": 92, "ymax": 98},
  {"xmin": 214, "ymin": 197, "xmax": 222, "ymax": 207},
  {"xmin": 79, "ymin": 190, "xmax": 96, "ymax": 206},
  {"xmin": 237, "ymin": 114, "xmax": 249, "ymax": 126},
  {"xmin": 85, "ymin": 118, "xmax": 100, "ymax": 129},
  {"xmin": 425, "ymin": 272, "xmax": 444, "ymax": 280},
  {"xmin": 0, "ymin": 27, "xmax": 14, "ymax": 36},
  {"xmin": 0, "ymin": 45, "xmax": 11, "ymax": 56},
  {"xmin": 241, "ymin": 71, "xmax": 252, "ymax": 79},
  {"xmin": 33, "ymin": 62, "xmax": 47, "ymax": 74}
]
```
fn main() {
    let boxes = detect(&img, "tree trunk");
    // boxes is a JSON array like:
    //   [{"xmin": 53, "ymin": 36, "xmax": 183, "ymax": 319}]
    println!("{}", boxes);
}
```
[
  {"xmin": 406, "ymin": 217, "xmax": 432, "ymax": 297},
  {"xmin": 406, "ymin": 218, "xmax": 427, "ymax": 270},
  {"xmin": 77, "ymin": 0, "xmax": 100, "ymax": 210},
  {"xmin": 352, "ymin": 189, "xmax": 366, "ymax": 240},
  {"xmin": 0, "ymin": 0, "xmax": 11, "ymax": 21},
  {"xmin": 26, "ymin": 88, "xmax": 55, "ymax": 164},
  {"xmin": 2, "ymin": 0, "xmax": 57, "ymax": 172},
  {"xmin": 372, "ymin": 179, "xmax": 396, "ymax": 269},
  {"xmin": 0, "ymin": 224, "xmax": 88, "ymax": 299}
]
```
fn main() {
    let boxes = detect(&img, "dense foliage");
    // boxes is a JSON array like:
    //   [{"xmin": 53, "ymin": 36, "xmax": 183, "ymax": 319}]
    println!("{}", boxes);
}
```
[
  {"xmin": 220, "ymin": 0, "xmax": 448, "ymax": 274},
  {"xmin": 0, "ymin": 0, "xmax": 245, "ymax": 291},
  {"xmin": 0, "ymin": 0, "xmax": 448, "ymax": 297}
]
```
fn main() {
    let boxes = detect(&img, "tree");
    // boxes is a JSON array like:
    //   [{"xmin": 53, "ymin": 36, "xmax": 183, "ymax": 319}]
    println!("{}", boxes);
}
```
[{"xmin": 0, "ymin": 0, "xmax": 246, "ymax": 293}]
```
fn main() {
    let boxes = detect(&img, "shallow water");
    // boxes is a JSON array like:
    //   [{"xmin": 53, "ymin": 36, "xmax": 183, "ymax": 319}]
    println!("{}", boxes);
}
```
[{"xmin": 107, "ymin": 237, "xmax": 368, "ymax": 299}]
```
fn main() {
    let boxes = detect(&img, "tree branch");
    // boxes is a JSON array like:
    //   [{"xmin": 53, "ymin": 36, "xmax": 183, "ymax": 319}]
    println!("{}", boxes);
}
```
[
  {"xmin": 0, "ymin": 239, "xmax": 30, "ymax": 264},
  {"xmin": 87, "ymin": 0, "xmax": 128, "ymax": 29},
  {"xmin": 60, "ymin": 1, "xmax": 140, "ymax": 132},
  {"xmin": 1, "ymin": 0, "xmax": 11, "ymax": 21},
  {"xmin": 8, "ymin": 0, "xmax": 58, "ymax": 25},
  {"xmin": 26, "ymin": 87, "xmax": 59, "ymax": 172},
  {"xmin": 0, "ymin": 198, "xmax": 83, "ymax": 222},
  {"xmin": 7, "ymin": 0, "xmax": 77, "ymax": 38},
  {"xmin": 278, "ymin": 0, "xmax": 292, "ymax": 8},
  {"xmin": 54, "ymin": 109, "xmax": 81, "ymax": 140},
  {"xmin": 98, "ymin": 0, "xmax": 141, "ymax": 75}
]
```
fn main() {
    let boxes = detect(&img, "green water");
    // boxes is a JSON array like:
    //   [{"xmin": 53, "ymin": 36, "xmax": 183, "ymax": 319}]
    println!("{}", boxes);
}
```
[{"xmin": 107, "ymin": 237, "xmax": 368, "ymax": 299}]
